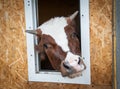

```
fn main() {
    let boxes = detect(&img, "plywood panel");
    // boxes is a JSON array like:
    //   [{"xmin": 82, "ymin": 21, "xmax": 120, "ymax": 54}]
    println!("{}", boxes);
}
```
[
  {"xmin": 28, "ymin": 82, "xmax": 112, "ymax": 89},
  {"xmin": 0, "ymin": 0, "xmax": 28, "ymax": 89},
  {"xmin": 0, "ymin": 0, "xmax": 112, "ymax": 89},
  {"xmin": 90, "ymin": 0, "xmax": 112, "ymax": 85}
]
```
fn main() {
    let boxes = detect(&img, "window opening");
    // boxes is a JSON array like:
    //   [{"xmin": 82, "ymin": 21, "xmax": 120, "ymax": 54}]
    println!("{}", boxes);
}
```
[
  {"xmin": 37, "ymin": 0, "xmax": 80, "ymax": 71},
  {"xmin": 24, "ymin": 0, "xmax": 90, "ymax": 84}
]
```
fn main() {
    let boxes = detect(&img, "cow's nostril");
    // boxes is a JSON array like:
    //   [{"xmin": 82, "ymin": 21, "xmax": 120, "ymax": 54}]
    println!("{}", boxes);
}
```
[
  {"xmin": 63, "ymin": 63, "xmax": 70, "ymax": 69},
  {"xmin": 78, "ymin": 58, "xmax": 81, "ymax": 64},
  {"xmin": 75, "ymin": 59, "xmax": 77, "ymax": 61}
]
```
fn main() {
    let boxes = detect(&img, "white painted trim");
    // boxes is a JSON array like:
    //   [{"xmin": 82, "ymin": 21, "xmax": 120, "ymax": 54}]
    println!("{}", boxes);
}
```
[
  {"xmin": 80, "ymin": 0, "xmax": 91, "ymax": 84},
  {"xmin": 24, "ymin": 0, "xmax": 90, "ymax": 84},
  {"xmin": 24, "ymin": 0, "xmax": 36, "ymax": 80}
]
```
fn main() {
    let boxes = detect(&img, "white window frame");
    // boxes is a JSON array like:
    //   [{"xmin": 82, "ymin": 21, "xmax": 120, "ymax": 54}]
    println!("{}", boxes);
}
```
[{"xmin": 24, "ymin": 0, "xmax": 90, "ymax": 84}]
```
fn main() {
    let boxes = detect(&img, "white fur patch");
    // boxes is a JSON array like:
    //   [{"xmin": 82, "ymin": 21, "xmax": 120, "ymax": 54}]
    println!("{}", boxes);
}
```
[
  {"xmin": 38, "ymin": 17, "xmax": 70, "ymax": 52},
  {"xmin": 65, "ymin": 52, "xmax": 80, "ymax": 64},
  {"xmin": 65, "ymin": 52, "xmax": 85, "ymax": 72}
]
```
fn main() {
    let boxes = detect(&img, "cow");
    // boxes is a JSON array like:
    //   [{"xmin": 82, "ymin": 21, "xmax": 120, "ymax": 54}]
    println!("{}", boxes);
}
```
[{"xmin": 26, "ymin": 11, "xmax": 86, "ymax": 78}]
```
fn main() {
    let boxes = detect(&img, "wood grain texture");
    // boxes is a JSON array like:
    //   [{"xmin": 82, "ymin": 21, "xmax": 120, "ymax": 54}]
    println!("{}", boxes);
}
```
[
  {"xmin": 0, "ymin": 0, "xmax": 112, "ymax": 89},
  {"xmin": 0, "ymin": 0, "xmax": 28, "ymax": 89},
  {"xmin": 90, "ymin": 0, "xmax": 112, "ymax": 85}
]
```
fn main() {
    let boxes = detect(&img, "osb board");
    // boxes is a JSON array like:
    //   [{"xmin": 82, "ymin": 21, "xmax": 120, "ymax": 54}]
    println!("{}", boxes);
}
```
[
  {"xmin": 90, "ymin": 0, "xmax": 112, "ymax": 85},
  {"xmin": 0, "ymin": 0, "xmax": 112, "ymax": 89},
  {"xmin": 0, "ymin": 0, "xmax": 28, "ymax": 89}
]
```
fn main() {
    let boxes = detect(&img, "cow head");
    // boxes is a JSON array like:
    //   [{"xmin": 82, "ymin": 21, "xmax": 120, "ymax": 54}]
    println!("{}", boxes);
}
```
[{"xmin": 26, "ymin": 11, "xmax": 86, "ymax": 78}]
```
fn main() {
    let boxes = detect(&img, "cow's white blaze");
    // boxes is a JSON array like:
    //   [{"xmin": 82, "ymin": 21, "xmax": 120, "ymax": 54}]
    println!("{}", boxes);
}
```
[{"xmin": 38, "ymin": 17, "xmax": 70, "ymax": 52}]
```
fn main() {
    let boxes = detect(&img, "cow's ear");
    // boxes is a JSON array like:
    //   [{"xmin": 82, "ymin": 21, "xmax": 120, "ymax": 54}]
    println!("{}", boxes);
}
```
[
  {"xmin": 25, "ymin": 28, "xmax": 42, "ymax": 37},
  {"xmin": 66, "ymin": 11, "xmax": 78, "ymax": 24}
]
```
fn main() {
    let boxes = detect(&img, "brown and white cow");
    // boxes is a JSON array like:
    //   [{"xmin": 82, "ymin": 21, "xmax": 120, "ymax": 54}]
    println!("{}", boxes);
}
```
[{"xmin": 26, "ymin": 11, "xmax": 86, "ymax": 78}]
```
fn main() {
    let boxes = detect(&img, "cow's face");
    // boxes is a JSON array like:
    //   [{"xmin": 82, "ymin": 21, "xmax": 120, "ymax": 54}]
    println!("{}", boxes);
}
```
[
  {"xmin": 26, "ymin": 11, "xmax": 86, "ymax": 78},
  {"xmin": 60, "ymin": 22, "xmax": 86, "ymax": 78}
]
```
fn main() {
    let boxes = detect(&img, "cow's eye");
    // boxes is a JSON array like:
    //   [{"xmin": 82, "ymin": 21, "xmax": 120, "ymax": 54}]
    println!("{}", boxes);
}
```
[
  {"xmin": 43, "ymin": 44, "xmax": 48, "ymax": 49},
  {"xmin": 43, "ymin": 43, "xmax": 52, "ymax": 49},
  {"xmin": 71, "ymin": 32, "xmax": 78, "ymax": 38}
]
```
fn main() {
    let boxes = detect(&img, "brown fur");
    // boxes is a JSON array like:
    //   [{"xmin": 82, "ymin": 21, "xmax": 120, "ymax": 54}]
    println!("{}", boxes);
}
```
[
  {"xmin": 36, "ymin": 34, "xmax": 67, "ymax": 70},
  {"xmin": 65, "ymin": 21, "xmax": 81, "ymax": 55}
]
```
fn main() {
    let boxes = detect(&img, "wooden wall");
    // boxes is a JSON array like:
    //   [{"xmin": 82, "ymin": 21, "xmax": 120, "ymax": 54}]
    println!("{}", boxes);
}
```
[{"xmin": 0, "ymin": 0, "xmax": 112, "ymax": 89}]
